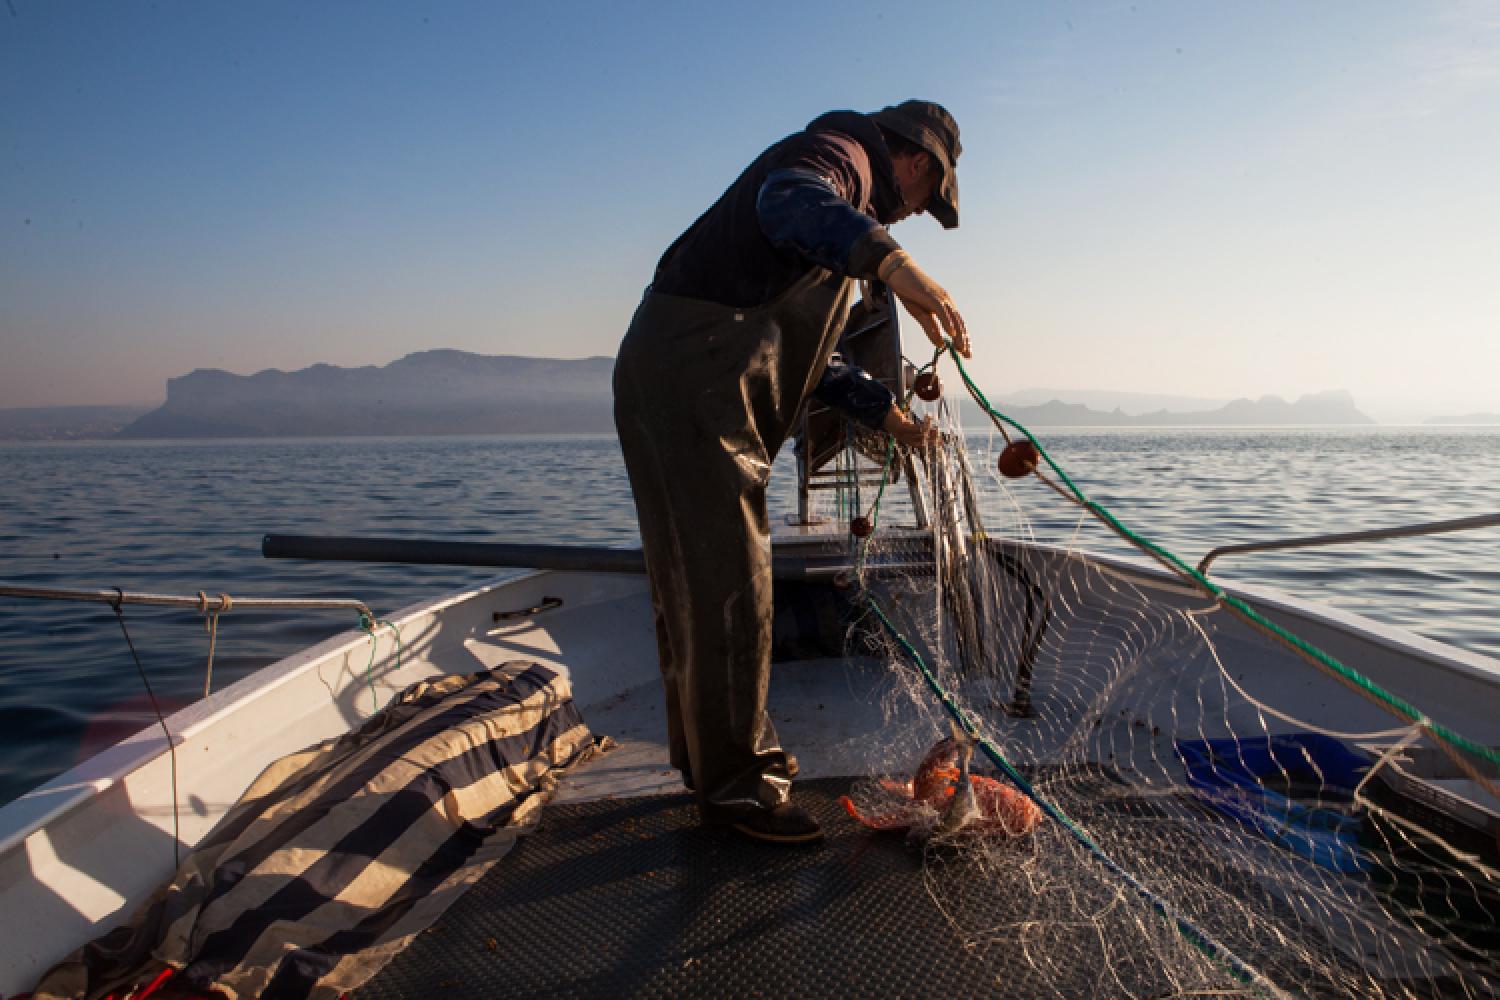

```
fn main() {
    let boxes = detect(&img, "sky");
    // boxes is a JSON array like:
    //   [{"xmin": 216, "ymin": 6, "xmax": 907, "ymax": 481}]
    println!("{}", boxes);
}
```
[{"xmin": 2, "ymin": 2, "xmax": 1498, "ymax": 422}]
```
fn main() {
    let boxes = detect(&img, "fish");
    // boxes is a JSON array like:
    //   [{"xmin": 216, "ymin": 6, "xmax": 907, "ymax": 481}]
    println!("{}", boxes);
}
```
[
  {"xmin": 930, "ymin": 721, "xmax": 981, "ymax": 839},
  {"xmin": 839, "ymin": 722, "xmax": 1042, "ymax": 841}
]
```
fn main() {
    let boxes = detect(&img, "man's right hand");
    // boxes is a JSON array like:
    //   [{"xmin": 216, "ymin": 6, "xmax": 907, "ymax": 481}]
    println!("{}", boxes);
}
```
[{"xmin": 885, "ymin": 257, "xmax": 970, "ymax": 359}]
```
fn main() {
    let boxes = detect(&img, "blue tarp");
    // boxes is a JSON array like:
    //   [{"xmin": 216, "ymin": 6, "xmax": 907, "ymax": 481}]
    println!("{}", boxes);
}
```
[{"xmin": 1176, "ymin": 733, "xmax": 1371, "ymax": 874}]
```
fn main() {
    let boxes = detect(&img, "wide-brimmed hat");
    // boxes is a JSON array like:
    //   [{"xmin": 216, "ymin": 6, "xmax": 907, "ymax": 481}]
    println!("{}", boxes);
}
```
[{"xmin": 871, "ymin": 100, "xmax": 961, "ymax": 229}]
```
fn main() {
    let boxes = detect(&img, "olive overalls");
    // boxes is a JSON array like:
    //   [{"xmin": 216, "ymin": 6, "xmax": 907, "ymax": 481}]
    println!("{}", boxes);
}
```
[{"xmin": 613, "ymin": 268, "xmax": 856, "ymax": 822}]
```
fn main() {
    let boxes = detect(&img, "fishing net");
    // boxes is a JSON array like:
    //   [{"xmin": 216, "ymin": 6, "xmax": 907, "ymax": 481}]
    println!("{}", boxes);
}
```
[{"xmin": 817, "ymin": 352, "xmax": 1500, "ymax": 998}]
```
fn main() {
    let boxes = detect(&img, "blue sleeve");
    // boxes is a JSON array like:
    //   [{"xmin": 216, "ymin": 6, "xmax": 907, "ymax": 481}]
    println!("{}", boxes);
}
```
[
  {"xmin": 756, "ymin": 167, "xmax": 883, "ymax": 276},
  {"xmin": 813, "ymin": 357, "xmax": 896, "ymax": 431}
]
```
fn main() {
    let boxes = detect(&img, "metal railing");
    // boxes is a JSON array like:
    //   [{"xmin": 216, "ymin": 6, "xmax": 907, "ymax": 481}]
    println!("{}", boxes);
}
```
[
  {"xmin": 0, "ymin": 582, "xmax": 375, "ymax": 697},
  {"xmin": 1196, "ymin": 512, "xmax": 1500, "ymax": 575},
  {"xmin": 0, "ymin": 582, "xmax": 371, "ymax": 619}
]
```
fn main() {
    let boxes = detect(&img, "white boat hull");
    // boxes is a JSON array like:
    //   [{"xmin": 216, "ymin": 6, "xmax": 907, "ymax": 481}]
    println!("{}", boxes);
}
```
[{"xmin": 3, "ymin": 538, "xmax": 1497, "ymax": 994}]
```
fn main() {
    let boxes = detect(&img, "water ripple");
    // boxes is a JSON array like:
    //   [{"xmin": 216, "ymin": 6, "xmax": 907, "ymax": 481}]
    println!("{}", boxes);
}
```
[{"xmin": 1, "ymin": 428, "xmax": 1497, "ymax": 806}]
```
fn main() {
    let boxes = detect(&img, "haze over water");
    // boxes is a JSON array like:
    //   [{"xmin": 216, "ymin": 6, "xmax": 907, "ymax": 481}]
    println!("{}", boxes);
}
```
[{"xmin": 1, "ymin": 428, "xmax": 1497, "ymax": 806}]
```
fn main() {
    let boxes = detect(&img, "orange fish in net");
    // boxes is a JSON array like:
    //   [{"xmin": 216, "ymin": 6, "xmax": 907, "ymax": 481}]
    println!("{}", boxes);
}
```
[{"xmin": 840, "ymin": 729, "xmax": 1042, "ymax": 838}]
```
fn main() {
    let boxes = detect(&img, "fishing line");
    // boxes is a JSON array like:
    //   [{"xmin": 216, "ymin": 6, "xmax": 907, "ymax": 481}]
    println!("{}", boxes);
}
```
[
  {"xmin": 832, "ymin": 335, "xmax": 1500, "ymax": 993},
  {"xmin": 848, "ymin": 339, "xmax": 1500, "ymax": 993},
  {"xmin": 864, "ymin": 594, "xmax": 1283, "ymax": 995},
  {"xmin": 109, "ymin": 588, "xmax": 181, "ymax": 868},
  {"xmin": 847, "ymin": 425, "xmax": 1276, "ymax": 989},
  {"xmin": 939, "ymin": 344, "xmax": 1500, "ymax": 816}
]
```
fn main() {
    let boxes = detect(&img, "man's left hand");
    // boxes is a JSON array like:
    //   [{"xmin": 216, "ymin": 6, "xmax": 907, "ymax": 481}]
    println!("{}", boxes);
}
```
[{"xmin": 882, "ymin": 407, "xmax": 939, "ymax": 449}]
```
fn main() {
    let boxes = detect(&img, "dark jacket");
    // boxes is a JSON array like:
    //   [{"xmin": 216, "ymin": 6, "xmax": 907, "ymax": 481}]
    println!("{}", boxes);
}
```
[
  {"xmin": 651, "ymin": 111, "xmax": 905, "ymax": 309},
  {"xmin": 652, "ymin": 111, "xmax": 906, "ymax": 428}
]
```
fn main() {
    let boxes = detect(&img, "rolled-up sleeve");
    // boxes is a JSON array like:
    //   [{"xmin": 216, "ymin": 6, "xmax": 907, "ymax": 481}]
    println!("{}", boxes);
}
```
[
  {"xmin": 813, "ymin": 356, "xmax": 896, "ymax": 430},
  {"xmin": 756, "ymin": 169, "xmax": 902, "ymax": 279}
]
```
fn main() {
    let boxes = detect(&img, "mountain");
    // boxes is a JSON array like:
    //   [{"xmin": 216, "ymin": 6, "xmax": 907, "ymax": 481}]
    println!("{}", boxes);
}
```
[
  {"xmin": 0, "ymin": 404, "xmax": 155, "ymax": 441},
  {"xmin": 118, "ymin": 351, "xmax": 615, "ymax": 438},
  {"xmin": 112, "ymin": 351, "xmax": 1378, "ymax": 439},
  {"xmin": 959, "ymin": 389, "xmax": 1374, "ymax": 428},
  {"xmin": 999, "ymin": 388, "xmax": 1229, "ymax": 415}
]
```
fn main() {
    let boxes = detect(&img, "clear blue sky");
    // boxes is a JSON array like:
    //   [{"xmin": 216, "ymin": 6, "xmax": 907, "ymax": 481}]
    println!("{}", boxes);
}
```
[{"xmin": 3, "ymin": 1, "xmax": 1497, "ymax": 420}]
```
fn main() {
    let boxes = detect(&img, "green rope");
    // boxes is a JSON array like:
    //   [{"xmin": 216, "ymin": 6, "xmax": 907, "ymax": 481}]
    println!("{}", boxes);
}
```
[
  {"xmin": 864, "ymin": 596, "xmax": 1277, "ymax": 991},
  {"xmin": 358, "ymin": 612, "xmax": 403, "ymax": 714},
  {"xmin": 854, "ymin": 344, "xmax": 950, "ymax": 574},
  {"xmin": 842, "ymin": 338, "xmax": 1500, "ymax": 994},
  {"xmin": 943, "ymin": 344, "xmax": 1500, "ymax": 772}
]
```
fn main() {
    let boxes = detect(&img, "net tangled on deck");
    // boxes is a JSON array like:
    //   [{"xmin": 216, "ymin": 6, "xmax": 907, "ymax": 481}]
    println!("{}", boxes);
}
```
[{"xmin": 820, "ymin": 362, "xmax": 1500, "ymax": 999}]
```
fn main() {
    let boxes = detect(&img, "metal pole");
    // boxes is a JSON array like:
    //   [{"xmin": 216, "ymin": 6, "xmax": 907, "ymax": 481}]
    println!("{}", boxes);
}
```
[
  {"xmin": 263, "ymin": 534, "xmax": 648, "ymax": 574},
  {"xmin": 261, "ymin": 533, "xmax": 935, "ymax": 582},
  {"xmin": 1197, "ymin": 512, "xmax": 1500, "ymax": 575},
  {"xmin": 0, "ymin": 582, "xmax": 372, "ymax": 618}
]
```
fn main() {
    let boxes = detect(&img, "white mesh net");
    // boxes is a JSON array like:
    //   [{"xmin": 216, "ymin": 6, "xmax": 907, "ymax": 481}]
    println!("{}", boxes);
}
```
[{"xmin": 817, "ymin": 389, "xmax": 1500, "ymax": 999}]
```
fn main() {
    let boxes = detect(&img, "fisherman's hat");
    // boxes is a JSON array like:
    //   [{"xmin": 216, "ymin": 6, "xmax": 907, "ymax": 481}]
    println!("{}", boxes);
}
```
[{"xmin": 871, "ymin": 100, "xmax": 961, "ymax": 229}]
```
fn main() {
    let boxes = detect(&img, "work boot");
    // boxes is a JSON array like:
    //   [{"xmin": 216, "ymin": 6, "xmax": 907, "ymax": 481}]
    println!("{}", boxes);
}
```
[{"xmin": 730, "ymin": 801, "xmax": 824, "ymax": 845}]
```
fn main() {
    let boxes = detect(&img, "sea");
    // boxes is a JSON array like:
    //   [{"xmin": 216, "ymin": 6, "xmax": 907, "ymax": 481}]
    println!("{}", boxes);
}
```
[{"xmin": 2, "ymin": 427, "xmax": 1498, "ymax": 807}]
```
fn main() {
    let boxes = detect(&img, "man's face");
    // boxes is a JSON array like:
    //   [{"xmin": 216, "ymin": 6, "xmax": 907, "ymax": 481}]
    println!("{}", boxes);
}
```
[{"xmin": 891, "ymin": 151, "xmax": 939, "ymax": 224}]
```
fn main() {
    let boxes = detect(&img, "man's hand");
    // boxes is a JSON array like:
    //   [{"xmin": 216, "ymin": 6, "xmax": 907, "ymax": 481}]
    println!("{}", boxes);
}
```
[
  {"xmin": 882, "ymin": 407, "xmax": 939, "ymax": 449},
  {"xmin": 885, "ymin": 257, "xmax": 970, "ymax": 358}
]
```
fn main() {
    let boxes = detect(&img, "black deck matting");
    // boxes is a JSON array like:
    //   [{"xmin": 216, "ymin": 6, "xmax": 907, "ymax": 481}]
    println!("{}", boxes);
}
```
[
  {"xmin": 358, "ymin": 777, "xmax": 1033, "ymax": 999},
  {"xmin": 356, "ymin": 775, "xmax": 1452, "ymax": 999}
]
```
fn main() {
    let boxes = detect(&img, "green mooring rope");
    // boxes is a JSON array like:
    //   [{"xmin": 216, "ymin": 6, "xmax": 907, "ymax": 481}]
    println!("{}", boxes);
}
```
[
  {"xmin": 942, "ymin": 344, "xmax": 1500, "ymax": 772},
  {"xmin": 845, "ymin": 339, "xmax": 1496, "ymax": 993},
  {"xmin": 849, "ymin": 356, "xmax": 1273, "ymax": 990},
  {"xmin": 864, "ymin": 597, "xmax": 1275, "ymax": 991}
]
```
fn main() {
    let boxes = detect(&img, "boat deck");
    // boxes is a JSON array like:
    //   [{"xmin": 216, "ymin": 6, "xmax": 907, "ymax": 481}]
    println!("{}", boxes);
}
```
[
  {"xmin": 10, "ymin": 553, "xmax": 1500, "ymax": 996},
  {"xmin": 359, "ymin": 778, "xmax": 1028, "ymax": 999},
  {"xmin": 352, "ymin": 657, "xmax": 1322, "ymax": 999},
  {"xmin": 356, "ymin": 658, "xmax": 1093, "ymax": 998},
  {"xmin": 357, "ymin": 771, "xmax": 1385, "ymax": 999},
  {"xmin": 552, "ymin": 656, "xmax": 939, "ymax": 806}
]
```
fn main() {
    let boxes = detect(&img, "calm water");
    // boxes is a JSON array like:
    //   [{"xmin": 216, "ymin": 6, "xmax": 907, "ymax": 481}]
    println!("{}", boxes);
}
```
[{"xmin": 2, "ymin": 428, "xmax": 1498, "ymax": 805}]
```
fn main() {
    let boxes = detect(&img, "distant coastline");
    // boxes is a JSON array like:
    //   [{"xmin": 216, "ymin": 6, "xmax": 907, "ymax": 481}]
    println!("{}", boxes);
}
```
[
  {"xmin": 955, "ymin": 390, "xmax": 1374, "ymax": 429},
  {"xmin": 0, "ymin": 405, "xmax": 155, "ymax": 441},
  {"xmin": 109, "ymin": 351, "xmax": 616, "ymax": 440},
  {"xmin": 6, "ymin": 350, "xmax": 1489, "ymax": 441},
  {"xmin": 1423, "ymin": 413, "xmax": 1500, "ymax": 426}
]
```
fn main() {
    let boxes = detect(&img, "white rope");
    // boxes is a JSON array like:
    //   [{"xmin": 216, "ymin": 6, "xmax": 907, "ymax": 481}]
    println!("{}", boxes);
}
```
[
  {"xmin": 1187, "ymin": 613, "xmax": 1421, "ymax": 742},
  {"xmin": 196, "ymin": 591, "xmax": 234, "ymax": 697}
]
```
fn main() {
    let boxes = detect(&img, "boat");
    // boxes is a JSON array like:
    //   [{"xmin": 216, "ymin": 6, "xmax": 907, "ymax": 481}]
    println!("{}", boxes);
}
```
[
  {"xmin": 3, "ymin": 515, "xmax": 1499, "ymax": 996},
  {"xmin": 3, "ymin": 325, "xmax": 1498, "ymax": 996}
]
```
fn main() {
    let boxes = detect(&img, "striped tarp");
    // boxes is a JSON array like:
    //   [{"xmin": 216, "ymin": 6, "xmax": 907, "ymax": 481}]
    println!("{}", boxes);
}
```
[{"xmin": 33, "ymin": 661, "xmax": 602, "ymax": 1000}]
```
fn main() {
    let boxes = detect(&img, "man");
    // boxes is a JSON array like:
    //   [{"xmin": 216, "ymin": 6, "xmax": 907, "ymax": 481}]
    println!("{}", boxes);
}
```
[{"xmin": 613, "ymin": 101, "xmax": 970, "ymax": 843}]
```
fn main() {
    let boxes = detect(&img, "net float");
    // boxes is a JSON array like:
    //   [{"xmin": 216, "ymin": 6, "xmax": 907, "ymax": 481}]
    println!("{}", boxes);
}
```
[
  {"xmin": 849, "ymin": 516, "xmax": 874, "ymax": 538},
  {"xmin": 912, "ymin": 372, "xmax": 943, "ymax": 401},
  {"xmin": 997, "ymin": 440, "xmax": 1040, "ymax": 478}
]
